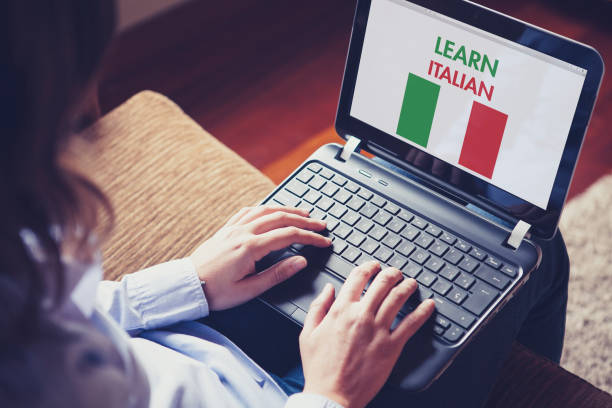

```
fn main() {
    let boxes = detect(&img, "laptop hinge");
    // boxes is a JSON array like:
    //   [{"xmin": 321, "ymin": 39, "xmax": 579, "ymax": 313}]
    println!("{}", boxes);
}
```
[
  {"xmin": 505, "ymin": 220, "xmax": 531, "ymax": 250},
  {"xmin": 337, "ymin": 136, "xmax": 361, "ymax": 162}
]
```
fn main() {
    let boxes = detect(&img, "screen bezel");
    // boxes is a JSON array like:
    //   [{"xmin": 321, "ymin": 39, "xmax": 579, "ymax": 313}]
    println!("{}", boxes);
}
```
[{"xmin": 335, "ymin": 0, "xmax": 604, "ymax": 239}]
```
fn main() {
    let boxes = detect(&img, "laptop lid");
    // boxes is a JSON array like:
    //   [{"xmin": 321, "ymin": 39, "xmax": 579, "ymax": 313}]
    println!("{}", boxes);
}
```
[{"xmin": 335, "ymin": 0, "xmax": 604, "ymax": 240}]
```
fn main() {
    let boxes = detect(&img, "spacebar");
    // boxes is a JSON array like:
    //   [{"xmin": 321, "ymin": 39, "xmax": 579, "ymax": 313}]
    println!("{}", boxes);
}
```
[{"xmin": 321, "ymin": 254, "xmax": 355, "ymax": 279}]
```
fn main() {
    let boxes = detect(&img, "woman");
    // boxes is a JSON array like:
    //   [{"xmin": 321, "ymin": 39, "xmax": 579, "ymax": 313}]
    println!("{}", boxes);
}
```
[
  {"xmin": 0, "ymin": 2, "xmax": 434, "ymax": 407},
  {"xmin": 1, "ymin": 2, "xmax": 570, "ymax": 407}
]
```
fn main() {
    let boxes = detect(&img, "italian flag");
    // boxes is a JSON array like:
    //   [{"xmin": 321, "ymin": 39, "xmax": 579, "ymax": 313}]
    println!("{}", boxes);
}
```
[{"xmin": 396, "ymin": 73, "xmax": 508, "ymax": 179}]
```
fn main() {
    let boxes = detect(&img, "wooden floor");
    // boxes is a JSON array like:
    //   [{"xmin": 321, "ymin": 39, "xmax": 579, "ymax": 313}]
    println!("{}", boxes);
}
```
[{"xmin": 99, "ymin": 0, "xmax": 611, "ymax": 200}]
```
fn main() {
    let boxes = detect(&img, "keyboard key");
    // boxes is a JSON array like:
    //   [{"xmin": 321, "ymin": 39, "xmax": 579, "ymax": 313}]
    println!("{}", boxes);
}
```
[
  {"xmin": 440, "ymin": 232, "xmax": 457, "ymax": 245},
  {"xmin": 434, "ymin": 315, "xmax": 451, "ymax": 329},
  {"xmin": 411, "ymin": 217, "xmax": 428, "ymax": 230},
  {"xmin": 332, "ymin": 239, "xmax": 348, "ymax": 254},
  {"xmin": 402, "ymin": 263, "xmax": 422, "ymax": 278},
  {"xmin": 382, "ymin": 233, "xmax": 401, "ymax": 249},
  {"xmin": 448, "ymin": 288, "xmax": 468, "ymax": 304},
  {"xmin": 329, "ymin": 204, "xmax": 347, "ymax": 219},
  {"xmin": 371, "ymin": 195, "xmax": 387, "ymax": 207},
  {"xmin": 333, "ymin": 224, "xmax": 352, "ymax": 240},
  {"xmin": 323, "ymin": 254, "xmax": 355, "ymax": 279},
  {"xmin": 359, "ymin": 203, "xmax": 379, "ymax": 219},
  {"xmin": 410, "ymin": 249, "xmax": 430, "ymax": 265},
  {"xmin": 396, "ymin": 241, "xmax": 416, "ymax": 257},
  {"xmin": 464, "ymin": 283, "xmax": 499, "ymax": 316},
  {"xmin": 345, "ymin": 181, "xmax": 361, "ymax": 193},
  {"xmin": 424, "ymin": 256, "xmax": 445, "ymax": 273},
  {"xmin": 458, "ymin": 257, "xmax": 479, "ymax": 273},
  {"xmin": 307, "ymin": 162, "xmax": 323, "ymax": 172},
  {"xmin": 347, "ymin": 231, "xmax": 366, "ymax": 247},
  {"xmin": 439, "ymin": 265, "xmax": 460, "ymax": 281},
  {"xmin": 297, "ymin": 201, "xmax": 313, "ymax": 212},
  {"xmin": 443, "ymin": 325, "xmax": 465, "ymax": 342},
  {"xmin": 373, "ymin": 211, "xmax": 392, "ymax": 226},
  {"xmin": 400, "ymin": 225, "xmax": 420, "ymax": 241},
  {"xmin": 303, "ymin": 190, "xmax": 321, "ymax": 204},
  {"xmin": 342, "ymin": 247, "xmax": 361, "ymax": 263},
  {"xmin": 368, "ymin": 226, "xmax": 387, "ymax": 241},
  {"xmin": 433, "ymin": 325, "xmax": 446, "ymax": 336},
  {"xmin": 444, "ymin": 248, "xmax": 464, "ymax": 265},
  {"xmin": 388, "ymin": 254, "xmax": 408, "ymax": 270},
  {"xmin": 357, "ymin": 189, "xmax": 373, "ymax": 200},
  {"xmin": 325, "ymin": 217, "xmax": 339, "ymax": 232},
  {"xmin": 321, "ymin": 183, "xmax": 339, "ymax": 197},
  {"xmin": 432, "ymin": 279, "xmax": 452, "ymax": 296},
  {"xmin": 286, "ymin": 181, "xmax": 308, "ymax": 197},
  {"xmin": 414, "ymin": 286, "xmax": 433, "ymax": 301},
  {"xmin": 274, "ymin": 191, "xmax": 300, "ymax": 207},
  {"xmin": 342, "ymin": 210, "xmax": 360, "ymax": 226},
  {"xmin": 469, "ymin": 247, "xmax": 487, "ymax": 261},
  {"xmin": 398, "ymin": 209, "xmax": 414, "ymax": 222},
  {"xmin": 334, "ymin": 189, "xmax": 352, "ymax": 204},
  {"xmin": 414, "ymin": 234, "xmax": 434, "ymax": 249},
  {"xmin": 387, "ymin": 219, "xmax": 405, "ymax": 234},
  {"xmin": 430, "ymin": 240, "xmax": 449, "ymax": 257},
  {"xmin": 347, "ymin": 197, "xmax": 366, "ymax": 212},
  {"xmin": 316, "ymin": 197, "xmax": 334, "ymax": 211},
  {"xmin": 485, "ymin": 256, "xmax": 502, "ymax": 269},
  {"xmin": 384, "ymin": 202, "xmax": 400, "ymax": 215},
  {"xmin": 320, "ymin": 168, "xmax": 334, "ymax": 179},
  {"xmin": 475, "ymin": 265, "xmax": 510, "ymax": 290},
  {"xmin": 355, "ymin": 218, "xmax": 374, "ymax": 234},
  {"xmin": 374, "ymin": 246, "xmax": 394, "ymax": 263},
  {"xmin": 432, "ymin": 296, "xmax": 475, "ymax": 329},
  {"xmin": 501, "ymin": 265, "xmax": 517, "ymax": 278},
  {"xmin": 455, "ymin": 272, "xmax": 476, "ymax": 290},
  {"xmin": 455, "ymin": 239, "xmax": 472, "ymax": 253},
  {"xmin": 425, "ymin": 225, "xmax": 442, "ymax": 237},
  {"xmin": 309, "ymin": 176, "xmax": 326, "ymax": 190},
  {"xmin": 296, "ymin": 170, "xmax": 314, "ymax": 184},
  {"xmin": 332, "ymin": 174, "xmax": 347, "ymax": 186},
  {"xmin": 309, "ymin": 208, "xmax": 326, "ymax": 220},
  {"xmin": 361, "ymin": 239, "xmax": 380, "ymax": 255}
]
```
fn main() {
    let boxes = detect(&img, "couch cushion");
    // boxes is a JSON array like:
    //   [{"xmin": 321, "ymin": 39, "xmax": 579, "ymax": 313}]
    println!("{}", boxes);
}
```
[{"xmin": 82, "ymin": 91, "xmax": 275, "ymax": 280}]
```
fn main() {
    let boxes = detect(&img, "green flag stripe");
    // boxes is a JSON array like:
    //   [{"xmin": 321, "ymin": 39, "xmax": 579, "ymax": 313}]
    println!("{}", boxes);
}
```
[{"xmin": 396, "ymin": 73, "xmax": 440, "ymax": 148}]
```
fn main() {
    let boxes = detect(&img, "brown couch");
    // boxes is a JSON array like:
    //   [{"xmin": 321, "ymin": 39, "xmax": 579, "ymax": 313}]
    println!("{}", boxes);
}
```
[{"xmin": 82, "ymin": 91, "xmax": 612, "ymax": 407}]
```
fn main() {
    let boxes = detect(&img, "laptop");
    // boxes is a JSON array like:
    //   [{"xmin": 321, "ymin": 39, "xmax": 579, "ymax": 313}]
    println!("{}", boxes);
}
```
[{"xmin": 256, "ymin": 0, "xmax": 604, "ymax": 392}]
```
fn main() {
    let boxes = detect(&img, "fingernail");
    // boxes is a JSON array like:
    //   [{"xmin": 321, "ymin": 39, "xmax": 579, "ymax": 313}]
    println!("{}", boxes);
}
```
[{"xmin": 291, "ymin": 256, "xmax": 307, "ymax": 272}]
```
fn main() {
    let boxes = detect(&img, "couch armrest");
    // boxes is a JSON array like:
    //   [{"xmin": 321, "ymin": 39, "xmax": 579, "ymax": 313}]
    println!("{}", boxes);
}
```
[{"xmin": 81, "ymin": 90, "xmax": 275, "ymax": 280}]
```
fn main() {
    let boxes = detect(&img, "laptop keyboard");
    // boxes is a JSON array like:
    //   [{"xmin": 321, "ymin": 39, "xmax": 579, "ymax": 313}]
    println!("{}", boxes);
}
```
[{"xmin": 268, "ymin": 162, "xmax": 519, "ymax": 344}]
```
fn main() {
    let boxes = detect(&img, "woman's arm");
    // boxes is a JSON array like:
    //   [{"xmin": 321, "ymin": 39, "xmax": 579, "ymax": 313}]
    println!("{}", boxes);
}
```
[
  {"xmin": 96, "ymin": 205, "xmax": 331, "ymax": 334},
  {"xmin": 96, "ymin": 258, "xmax": 208, "ymax": 335}
]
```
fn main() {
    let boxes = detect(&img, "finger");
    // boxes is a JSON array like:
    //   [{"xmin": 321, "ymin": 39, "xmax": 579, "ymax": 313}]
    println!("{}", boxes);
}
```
[
  {"xmin": 376, "ymin": 278, "xmax": 418, "ymax": 327},
  {"xmin": 335, "ymin": 261, "xmax": 381, "ymax": 304},
  {"xmin": 235, "ymin": 205, "xmax": 310, "ymax": 225},
  {"xmin": 391, "ymin": 299, "xmax": 435, "ymax": 345},
  {"xmin": 225, "ymin": 206, "xmax": 253, "ymax": 226},
  {"xmin": 237, "ymin": 256, "xmax": 308, "ymax": 300},
  {"xmin": 250, "ymin": 227, "xmax": 332, "ymax": 261},
  {"xmin": 247, "ymin": 211, "xmax": 326, "ymax": 235},
  {"xmin": 360, "ymin": 267, "xmax": 403, "ymax": 314},
  {"xmin": 303, "ymin": 283, "xmax": 335, "ymax": 335}
]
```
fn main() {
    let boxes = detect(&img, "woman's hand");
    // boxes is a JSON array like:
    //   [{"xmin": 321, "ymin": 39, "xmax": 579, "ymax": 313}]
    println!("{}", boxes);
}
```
[
  {"xmin": 299, "ymin": 261, "xmax": 435, "ymax": 408},
  {"xmin": 190, "ymin": 205, "xmax": 331, "ymax": 311}
]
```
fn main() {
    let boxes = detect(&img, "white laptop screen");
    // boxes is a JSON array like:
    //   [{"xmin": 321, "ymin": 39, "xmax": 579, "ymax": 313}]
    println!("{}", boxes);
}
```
[{"xmin": 349, "ymin": 0, "xmax": 587, "ymax": 210}]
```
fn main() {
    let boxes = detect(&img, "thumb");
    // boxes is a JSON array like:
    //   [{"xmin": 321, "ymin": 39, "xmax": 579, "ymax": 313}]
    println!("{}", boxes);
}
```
[
  {"xmin": 239, "ymin": 255, "xmax": 307, "ymax": 298},
  {"xmin": 303, "ymin": 283, "xmax": 335, "ymax": 334}
]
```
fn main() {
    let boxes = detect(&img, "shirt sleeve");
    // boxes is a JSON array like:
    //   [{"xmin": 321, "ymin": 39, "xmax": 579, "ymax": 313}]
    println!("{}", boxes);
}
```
[
  {"xmin": 96, "ymin": 258, "xmax": 209, "ymax": 334},
  {"xmin": 285, "ymin": 393, "xmax": 345, "ymax": 408}
]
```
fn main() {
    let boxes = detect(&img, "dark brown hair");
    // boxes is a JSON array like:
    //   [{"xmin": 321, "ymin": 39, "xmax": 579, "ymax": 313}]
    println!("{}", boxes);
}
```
[{"xmin": 0, "ymin": 1, "xmax": 116, "ymax": 345}]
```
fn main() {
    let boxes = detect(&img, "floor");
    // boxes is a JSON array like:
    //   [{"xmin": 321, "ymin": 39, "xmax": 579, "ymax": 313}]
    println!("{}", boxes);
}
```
[{"xmin": 99, "ymin": 0, "xmax": 611, "ymax": 200}]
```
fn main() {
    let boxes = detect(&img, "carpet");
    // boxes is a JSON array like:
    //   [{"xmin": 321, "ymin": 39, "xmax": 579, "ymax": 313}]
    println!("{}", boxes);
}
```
[{"xmin": 560, "ymin": 172, "xmax": 612, "ymax": 393}]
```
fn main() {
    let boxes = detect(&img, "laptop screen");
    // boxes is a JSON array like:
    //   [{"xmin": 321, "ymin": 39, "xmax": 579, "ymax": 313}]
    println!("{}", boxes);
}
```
[{"xmin": 349, "ymin": 0, "xmax": 587, "ymax": 210}]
